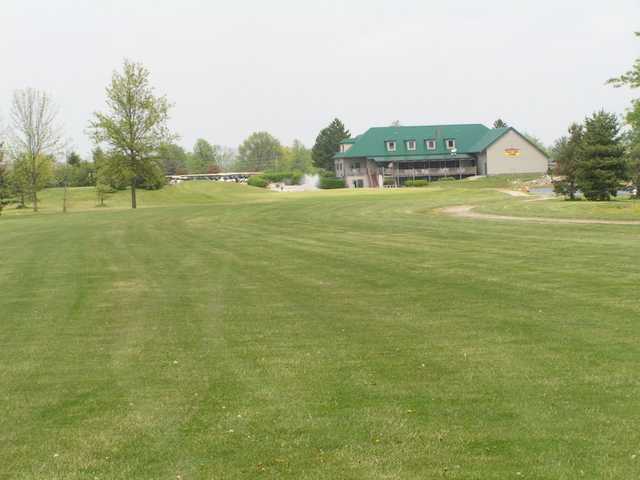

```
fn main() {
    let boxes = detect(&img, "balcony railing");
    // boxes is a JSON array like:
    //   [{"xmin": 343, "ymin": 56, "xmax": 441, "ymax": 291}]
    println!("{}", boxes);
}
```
[
  {"xmin": 395, "ymin": 167, "xmax": 476, "ymax": 176},
  {"xmin": 344, "ymin": 167, "xmax": 477, "ymax": 177}
]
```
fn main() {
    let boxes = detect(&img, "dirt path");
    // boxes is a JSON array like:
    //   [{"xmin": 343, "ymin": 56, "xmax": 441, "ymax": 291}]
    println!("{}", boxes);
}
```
[
  {"xmin": 440, "ymin": 205, "xmax": 640, "ymax": 225},
  {"xmin": 495, "ymin": 189, "xmax": 531, "ymax": 197}
]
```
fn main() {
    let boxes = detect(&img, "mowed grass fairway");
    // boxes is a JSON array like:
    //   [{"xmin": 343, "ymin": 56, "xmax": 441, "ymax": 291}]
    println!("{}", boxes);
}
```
[{"xmin": 1, "ymin": 180, "xmax": 639, "ymax": 479}]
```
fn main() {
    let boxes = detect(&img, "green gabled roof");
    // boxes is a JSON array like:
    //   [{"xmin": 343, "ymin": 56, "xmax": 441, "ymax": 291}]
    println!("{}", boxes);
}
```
[
  {"xmin": 467, "ymin": 127, "xmax": 510, "ymax": 152},
  {"xmin": 334, "ymin": 124, "xmax": 492, "ymax": 159}
]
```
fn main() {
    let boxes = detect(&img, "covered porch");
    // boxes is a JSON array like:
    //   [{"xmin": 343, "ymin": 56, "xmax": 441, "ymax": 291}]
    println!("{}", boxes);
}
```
[{"xmin": 373, "ymin": 155, "xmax": 478, "ymax": 185}]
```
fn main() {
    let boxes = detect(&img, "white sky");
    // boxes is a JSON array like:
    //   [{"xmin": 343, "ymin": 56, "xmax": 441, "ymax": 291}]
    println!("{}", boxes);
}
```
[{"xmin": 2, "ymin": 0, "xmax": 639, "ymax": 156}]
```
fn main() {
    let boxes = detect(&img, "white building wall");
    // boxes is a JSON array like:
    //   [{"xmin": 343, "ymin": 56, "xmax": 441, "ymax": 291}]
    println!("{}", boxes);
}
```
[
  {"xmin": 340, "ymin": 158, "xmax": 379, "ymax": 188},
  {"xmin": 485, "ymin": 130, "xmax": 548, "ymax": 175},
  {"xmin": 477, "ymin": 151, "xmax": 488, "ymax": 175}
]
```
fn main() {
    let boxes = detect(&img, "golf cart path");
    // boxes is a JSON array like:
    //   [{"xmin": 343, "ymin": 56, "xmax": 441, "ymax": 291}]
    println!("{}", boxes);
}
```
[
  {"xmin": 495, "ymin": 189, "xmax": 531, "ymax": 197},
  {"xmin": 440, "ymin": 205, "xmax": 640, "ymax": 225}
]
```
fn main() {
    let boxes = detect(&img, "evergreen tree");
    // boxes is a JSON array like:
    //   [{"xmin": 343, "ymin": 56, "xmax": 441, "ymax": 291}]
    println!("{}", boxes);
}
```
[
  {"xmin": 575, "ymin": 111, "xmax": 626, "ymax": 201},
  {"xmin": 312, "ymin": 118, "xmax": 350, "ymax": 171},
  {"xmin": 552, "ymin": 123, "xmax": 583, "ymax": 200},
  {"xmin": 66, "ymin": 151, "xmax": 82, "ymax": 166}
]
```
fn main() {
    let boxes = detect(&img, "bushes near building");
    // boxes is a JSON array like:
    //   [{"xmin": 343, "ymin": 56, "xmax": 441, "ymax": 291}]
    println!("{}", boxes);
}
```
[
  {"xmin": 319, "ymin": 177, "xmax": 346, "ymax": 189},
  {"xmin": 247, "ymin": 176, "xmax": 269, "ymax": 188},
  {"xmin": 404, "ymin": 179, "xmax": 430, "ymax": 187},
  {"xmin": 261, "ymin": 171, "xmax": 303, "ymax": 185},
  {"xmin": 247, "ymin": 171, "xmax": 305, "ymax": 189}
]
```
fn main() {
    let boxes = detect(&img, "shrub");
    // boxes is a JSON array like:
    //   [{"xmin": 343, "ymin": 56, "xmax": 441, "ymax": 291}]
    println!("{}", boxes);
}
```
[
  {"xmin": 404, "ymin": 179, "xmax": 430, "ymax": 187},
  {"xmin": 262, "ymin": 171, "xmax": 303, "ymax": 185},
  {"xmin": 319, "ymin": 177, "xmax": 346, "ymax": 189},
  {"xmin": 437, "ymin": 177, "xmax": 457, "ymax": 182},
  {"xmin": 248, "ymin": 175, "xmax": 269, "ymax": 188},
  {"xmin": 383, "ymin": 177, "xmax": 396, "ymax": 186}
]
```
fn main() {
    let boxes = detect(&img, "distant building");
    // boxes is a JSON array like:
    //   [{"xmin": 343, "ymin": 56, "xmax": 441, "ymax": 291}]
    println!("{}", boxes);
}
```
[{"xmin": 334, "ymin": 124, "xmax": 549, "ymax": 188}]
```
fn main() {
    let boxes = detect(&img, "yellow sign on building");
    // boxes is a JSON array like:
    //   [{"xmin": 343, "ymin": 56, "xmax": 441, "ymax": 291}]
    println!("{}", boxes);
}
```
[{"xmin": 504, "ymin": 148, "xmax": 521, "ymax": 157}]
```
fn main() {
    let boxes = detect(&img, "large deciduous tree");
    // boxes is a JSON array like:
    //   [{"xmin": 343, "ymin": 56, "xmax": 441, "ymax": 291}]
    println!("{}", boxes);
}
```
[
  {"xmin": 237, "ymin": 132, "xmax": 282, "ymax": 172},
  {"xmin": 493, "ymin": 118, "xmax": 508, "ymax": 128},
  {"xmin": 283, "ymin": 139, "xmax": 313, "ymax": 172},
  {"xmin": 608, "ymin": 32, "xmax": 640, "ymax": 198},
  {"xmin": 8, "ymin": 88, "xmax": 64, "ymax": 211},
  {"xmin": 312, "ymin": 118, "xmax": 350, "ymax": 171},
  {"xmin": 626, "ymin": 100, "xmax": 640, "ymax": 198},
  {"xmin": 575, "ymin": 111, "xmax": 626, "ymax": 201},
  {"xmin": 188, "ymin": 139, "xmax": 219, "ymax": 174},
  {"xmin": 552, "ymin": 123, "xmax": 583, "ymax": 200},
  {"xmin": 607, "ymin": 32, "xmax": 640, "ymax": 90},
  {"xmin": 157, "ymin": 143, "xmax": 188, "ymax": 175},
  {"xmin": 89, "ymin": 60, "xmax": 175, "ymax": 209},
  {"xmin": 216, "ymin": 146, "xmax": 237, "ymax": 172}
]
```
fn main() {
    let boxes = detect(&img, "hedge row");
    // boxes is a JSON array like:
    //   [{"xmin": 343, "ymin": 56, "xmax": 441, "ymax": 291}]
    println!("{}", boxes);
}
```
[
  {"xmin": 261, "ymin": 171, "xmax": 304, "ymax": 185},
  {"xmin": 319, "ymin": 177, "xmax": 346, "ymax": 189},
  {"xmin": 247, "ymin": 176, "xmax": 269, "ymax": 188},
  {"xmin": 404, "ymin": 179, "xmax": 430, "ymax": 187}
]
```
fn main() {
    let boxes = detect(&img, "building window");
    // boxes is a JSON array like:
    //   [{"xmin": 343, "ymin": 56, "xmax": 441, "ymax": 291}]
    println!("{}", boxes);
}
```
[
  {"xmin": 385, "ymin": 141, "xmax": 396, "ymax": 152},
  {"xmin": 445, "ymin": 139, "xmax": 456, "ymax": 150},
  {"xmin": 425, "ymin": 139, "xmax": 436, "ymax": 150},
  {"xmin": 406, "ymin": 140, "xmax": 416, "ymax": 151}
]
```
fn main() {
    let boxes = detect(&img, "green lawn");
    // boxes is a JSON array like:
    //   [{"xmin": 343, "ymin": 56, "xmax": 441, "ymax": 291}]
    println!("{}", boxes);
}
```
[
  {"xmin": 477, "ymin": 195, "xmax": 640, "ymax": 221},
  {"xmin": 1, "ymin": 179, "xmax": 639, "ymax": 479}
]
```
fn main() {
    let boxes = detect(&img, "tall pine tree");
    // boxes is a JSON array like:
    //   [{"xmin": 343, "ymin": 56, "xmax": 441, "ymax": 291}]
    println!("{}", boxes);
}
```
[
  {"xmin": 552, "ymin": 123, "xmax": 583, "ymax": 200},
  {"xmin": 312, "ymin": 118, "xmax": 350, "ymax": 171},
  {"xmin": 575, "ymin": 111, "xmax": 626, "ymax": 201}
]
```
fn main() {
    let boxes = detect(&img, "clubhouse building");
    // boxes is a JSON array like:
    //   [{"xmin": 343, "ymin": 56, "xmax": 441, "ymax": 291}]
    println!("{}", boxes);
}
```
[{"xmin": 334, "ymin": 124, "xmax": 549, "ymax": 188}]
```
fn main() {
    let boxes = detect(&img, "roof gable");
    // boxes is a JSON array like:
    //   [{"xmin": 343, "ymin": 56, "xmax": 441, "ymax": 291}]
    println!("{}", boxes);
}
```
[{"xmin": 468, "ymin": 127, "xmax": 550, "ymax": 158}]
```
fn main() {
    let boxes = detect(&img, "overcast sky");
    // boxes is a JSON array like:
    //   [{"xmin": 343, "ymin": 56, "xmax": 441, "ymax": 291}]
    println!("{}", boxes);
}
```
[{"xmin": 2, "ymin": 0, "xmax": 639, "ymax": 156}]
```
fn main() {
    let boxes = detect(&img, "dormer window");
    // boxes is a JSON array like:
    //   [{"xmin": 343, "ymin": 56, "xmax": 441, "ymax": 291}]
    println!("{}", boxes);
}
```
[
  {"xmin": 425, "ymin": 139, "xmax": 437, "ymax": 150},
  {"xmin": 386, "ymin": 141, "xmax": 397, "ymax": 152},
  {"xmin": 406, "ymin": 140, "xmax": 416, "ymax": 151},
  {"xmin": 445, "ymin": 139, "xmax": 456, "ymax": 150}
]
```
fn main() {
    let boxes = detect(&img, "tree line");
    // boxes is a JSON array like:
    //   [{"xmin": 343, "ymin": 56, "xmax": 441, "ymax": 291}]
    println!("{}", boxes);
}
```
[
  {"xmin": 0, "ymin": 59, "xmax": 351, "ymax": 212},
  {"xmin": 552, "ymin": 33, "xmax": 640, "ymax": 200}
]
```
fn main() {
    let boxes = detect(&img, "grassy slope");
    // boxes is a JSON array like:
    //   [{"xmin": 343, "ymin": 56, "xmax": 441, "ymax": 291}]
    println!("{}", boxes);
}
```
[
  {"xmin": 1, "ymin": 180, "xmax": 639, "ymax": 479},
  {"xmin": 477, "ymin": 196, "xmax": 640, "ymax": 221}
]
